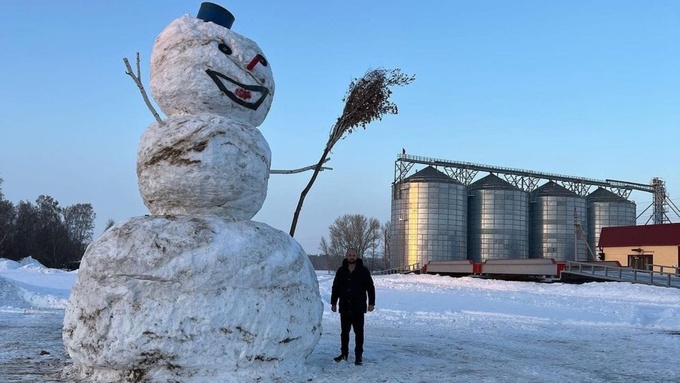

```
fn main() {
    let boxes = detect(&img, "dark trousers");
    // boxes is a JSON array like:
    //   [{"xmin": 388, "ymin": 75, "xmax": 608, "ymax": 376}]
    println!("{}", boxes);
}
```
[{"xmin": 340, "ymin": 311, "xmax": 365, "ymax": 357}]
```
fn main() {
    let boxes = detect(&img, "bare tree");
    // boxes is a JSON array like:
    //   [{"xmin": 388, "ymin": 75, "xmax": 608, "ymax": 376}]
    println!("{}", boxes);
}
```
[
  {"xmin": 63, "ymin": 204, "xmax": 96, "ymax": 250},
  {"xmin": 320, "ymin": 236, "xmax": 343, "ymax": 271},
  {"xmin": 289, "ymin": 69, "xmax": 414, "ymax": 237},
  {"xmin": 320, "ymin": 214, "xmax": 382, "ymax": 269},
  {"xmin": 104, "ymin": 218, "xmax": 116, "ymax": 231},
  {"xmin": 319, "ymin": 236, "xmax": 336, "ymax": 258}
]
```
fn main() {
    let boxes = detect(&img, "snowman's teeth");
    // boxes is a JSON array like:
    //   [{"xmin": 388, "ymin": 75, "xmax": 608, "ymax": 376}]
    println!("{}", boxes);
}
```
[{"xmin": 234, "ymin": 88, "xmax": 252, "ymax": 100}]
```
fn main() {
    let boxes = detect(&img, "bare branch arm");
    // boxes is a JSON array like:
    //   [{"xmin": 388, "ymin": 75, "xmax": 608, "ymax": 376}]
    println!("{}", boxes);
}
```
[
  {"xmin": 271, "ymin": 158, "xmax": 332, "ymax": 174},
  {"xmin": 123, "ymin": 53, "xmax": 164, "ymax": 126},
  {"xmin": 271, "ymin": 165, "xmax": 332, "ymax": 174},
  {"xmin": 136, "ymin": 52, "xmax": 141, "ymax": 81}
]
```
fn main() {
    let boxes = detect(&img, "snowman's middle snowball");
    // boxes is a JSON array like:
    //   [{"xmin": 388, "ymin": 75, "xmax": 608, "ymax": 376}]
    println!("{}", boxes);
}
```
[{"xmin": 137, "ymin": 114, "xmax": 271, "ymax": 220}]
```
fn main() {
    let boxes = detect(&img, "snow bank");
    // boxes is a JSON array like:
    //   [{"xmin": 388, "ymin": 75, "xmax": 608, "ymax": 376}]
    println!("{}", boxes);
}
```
[{"xmin": 0, "ymin": 258, "xmax": 76, "ymax": 311}]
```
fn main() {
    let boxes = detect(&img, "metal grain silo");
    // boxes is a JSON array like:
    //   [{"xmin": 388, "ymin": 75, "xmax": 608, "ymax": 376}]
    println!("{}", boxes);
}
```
[
  {"xmin": 586, "ymin": 188, "xmax": 636, "ymax": 255},
  {"xmin": 468, "ymin": 174, "xmax": 529, "ymax": 262},
  {"xmin": 530, "ymin": 181, "xmax": 588, "ymax": 261},
  {"xmin": 390, "ymin": 166, "xmax": 467, "ymax": 270}
]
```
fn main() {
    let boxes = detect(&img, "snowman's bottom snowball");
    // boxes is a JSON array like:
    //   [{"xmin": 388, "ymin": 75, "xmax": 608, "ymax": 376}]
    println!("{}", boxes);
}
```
[{"xmin": 63, "ymin": 215, "xmax": 323, "ymax": 383}]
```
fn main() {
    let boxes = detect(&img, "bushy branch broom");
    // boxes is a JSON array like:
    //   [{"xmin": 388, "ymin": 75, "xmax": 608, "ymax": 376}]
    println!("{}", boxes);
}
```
[{"xmin": 289, "ymin": 68, "xmax": 415, "ymax": 237}]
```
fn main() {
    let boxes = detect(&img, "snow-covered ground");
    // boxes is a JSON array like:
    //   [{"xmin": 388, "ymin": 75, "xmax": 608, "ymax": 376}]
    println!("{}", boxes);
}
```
[{"xmin": 1, "ymin": 257, "xmax": 679, "ymax": 382}]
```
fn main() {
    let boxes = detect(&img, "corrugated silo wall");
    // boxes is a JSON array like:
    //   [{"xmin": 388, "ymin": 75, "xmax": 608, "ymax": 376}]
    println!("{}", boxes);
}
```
[
  {"xmin": 390, "ymin": 180, "xmax": 467, "ymax": 269},
  {"xmin": 468, "ymin": 188, "xmax": 529, "ymax": 262},
  {"xmin": 587, "ymin": 201, "xmax": 636, "ymax": 255},
  {"xmin": 530, "ymin": 195, "xmax": 588, "ymax": 261}
]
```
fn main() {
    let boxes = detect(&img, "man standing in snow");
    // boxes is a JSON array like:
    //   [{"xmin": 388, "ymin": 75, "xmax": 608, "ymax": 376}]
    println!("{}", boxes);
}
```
[{"xmin": 331, "ymin": 247, "xmax": 375, "ymax": 366}]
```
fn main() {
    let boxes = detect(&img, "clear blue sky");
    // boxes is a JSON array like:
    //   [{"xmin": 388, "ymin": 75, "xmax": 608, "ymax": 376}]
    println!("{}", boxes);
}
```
[{"xmin": 1, "ymin": 1, "xmax": 678, "ymax": 253}]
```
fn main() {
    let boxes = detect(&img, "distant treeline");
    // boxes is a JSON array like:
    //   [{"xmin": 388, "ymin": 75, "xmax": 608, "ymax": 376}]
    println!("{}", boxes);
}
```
[
  {"xmin": 307, "ymin": 254, "xmax": 344, "ymax": 271},
  {"xmin": 0, "ymin": 177, "xmax": 95, "ymax": 270},
  {"xmin": 307, "ymin": 254, "xmax": 387, "ymax": 272}
]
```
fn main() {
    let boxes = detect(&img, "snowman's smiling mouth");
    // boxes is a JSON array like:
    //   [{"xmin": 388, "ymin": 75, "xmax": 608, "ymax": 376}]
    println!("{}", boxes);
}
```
[{"xmin": 205, "ymin": 69, "xmax": 269, "ymax": 110}]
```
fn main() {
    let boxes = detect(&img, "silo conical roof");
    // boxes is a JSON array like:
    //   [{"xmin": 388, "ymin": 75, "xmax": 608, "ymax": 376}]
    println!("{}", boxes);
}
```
[
  {"xmin": 586, "ymin": 187, "xmax": 633, "ymax": 203},
  {"xmin": 403, "ymin": 166, "xmax": 462, "ymax": 184},
  {"xmin": 532, "ymin": 181, "xmax": 578, "ymax": 197},
  {"xmin": 469, "ymin": 174, "xmax": 518, "ymax": 191}
]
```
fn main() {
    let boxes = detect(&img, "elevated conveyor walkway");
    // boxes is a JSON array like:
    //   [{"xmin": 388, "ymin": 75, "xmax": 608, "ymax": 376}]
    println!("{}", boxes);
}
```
[
  {"xmin": 372, "ymin": 263, "xmax": 421, "ymax": 276},
  {"xmin": 561, "ymin": 262, "xmax": 680, "ymax": 289}
]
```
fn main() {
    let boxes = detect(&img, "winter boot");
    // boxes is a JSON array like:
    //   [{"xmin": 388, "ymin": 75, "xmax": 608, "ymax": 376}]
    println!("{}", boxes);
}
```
[{"xmin": 334, "ymin": 354, "xmax": 348, "ymax": 362}]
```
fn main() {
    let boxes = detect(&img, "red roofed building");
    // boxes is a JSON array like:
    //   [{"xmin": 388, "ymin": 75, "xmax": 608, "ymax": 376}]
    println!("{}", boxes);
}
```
[{"xmin": 598, "ymin": 223, "xmax": 680, "ymax": 270}]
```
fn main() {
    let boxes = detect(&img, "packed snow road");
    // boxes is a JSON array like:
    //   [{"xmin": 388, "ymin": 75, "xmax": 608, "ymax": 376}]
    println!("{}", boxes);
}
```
[{"xmin": 0, "ymin": 311, "xmax": 69, "ymax": 382}]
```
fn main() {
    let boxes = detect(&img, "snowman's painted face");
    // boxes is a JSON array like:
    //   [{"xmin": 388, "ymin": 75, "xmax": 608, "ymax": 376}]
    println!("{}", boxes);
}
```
[
  {"xmin": 150, "ymin": 15, "xmax": 275, "ymax": 127},
  {"xmin": 205, "ymin": 40, "xmax": 270, "ymax": 111}
]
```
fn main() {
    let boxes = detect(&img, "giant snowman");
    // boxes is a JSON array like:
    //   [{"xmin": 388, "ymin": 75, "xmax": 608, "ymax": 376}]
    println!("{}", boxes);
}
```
[{"xmin": 63, "ymin": 3, "xmax": 323, "ymax": 382}]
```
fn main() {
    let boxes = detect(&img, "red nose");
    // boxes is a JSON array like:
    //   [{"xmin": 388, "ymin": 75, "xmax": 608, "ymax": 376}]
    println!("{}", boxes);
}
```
[{"xmin": 247, "ymin": 54, "xmax": 267, "ymax": 71}]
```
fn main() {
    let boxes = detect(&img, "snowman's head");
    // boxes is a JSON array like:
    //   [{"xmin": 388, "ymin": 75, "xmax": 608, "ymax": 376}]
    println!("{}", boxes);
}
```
[{"xmin": 150, "ymin": 6, "xmax": 275, "ymax": 127}]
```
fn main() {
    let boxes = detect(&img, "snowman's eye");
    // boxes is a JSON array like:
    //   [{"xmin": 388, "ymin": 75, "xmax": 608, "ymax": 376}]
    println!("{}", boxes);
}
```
[{"xmin": 218, "ymin": 43, "xmax": 232, "ymax": 55}]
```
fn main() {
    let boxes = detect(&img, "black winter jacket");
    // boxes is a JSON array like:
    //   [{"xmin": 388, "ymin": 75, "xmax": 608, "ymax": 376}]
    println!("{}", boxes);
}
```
[{"xmin": 331, "ymin": 258, "xmax": 376, "ymax": 314}]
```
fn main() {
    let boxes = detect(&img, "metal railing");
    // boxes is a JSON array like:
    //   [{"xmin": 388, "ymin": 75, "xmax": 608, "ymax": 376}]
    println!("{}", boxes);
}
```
[
  {"xmin": 372, "ymin": 263, "xmax": 421, "ymax": 276},
  {"xmin": 647, "ymin": 264, "xmax": 680, "ymax": 275},
  {"xmin": 564, "ymin": 261, "xmax": 680, "ymax": 288}
]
